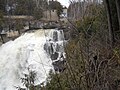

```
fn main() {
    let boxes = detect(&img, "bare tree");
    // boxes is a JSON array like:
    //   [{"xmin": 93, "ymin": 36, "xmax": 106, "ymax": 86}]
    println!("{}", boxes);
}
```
[
  {"xmin": 115, "ymin": 0, "xmax": 120, "ymax": 29},
  {"xmin": 104, "ymin": 0, "xmax": 114, "ymax": 47}
]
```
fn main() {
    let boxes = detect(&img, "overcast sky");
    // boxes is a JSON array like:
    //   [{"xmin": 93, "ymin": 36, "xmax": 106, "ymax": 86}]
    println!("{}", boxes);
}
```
[{"xmin": 57, "ymin": 0, "xmax": 70, "ymax": 7}]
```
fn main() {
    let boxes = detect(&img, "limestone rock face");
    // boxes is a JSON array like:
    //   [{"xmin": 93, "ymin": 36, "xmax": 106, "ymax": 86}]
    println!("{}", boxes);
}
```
[{"xmin": 44, "ymin": 29, "xmax": 66, "ymax": 72}]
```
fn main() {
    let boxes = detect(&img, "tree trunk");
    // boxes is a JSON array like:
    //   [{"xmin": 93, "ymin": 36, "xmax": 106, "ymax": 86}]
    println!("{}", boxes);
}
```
[
  {"xmin": 104, "ymin": 0, "xmax": 114, "ymax": 47},
  {"xmin": 50, "ymin": 10, "xmax": 51, "ymax": 21},
  {"xmin": 115, "ymin": 0, "xmax": 120, "ymax": 29},
  {"xmin": 0, "ymin": 34, "xmax": 4, "ymax": 43}
]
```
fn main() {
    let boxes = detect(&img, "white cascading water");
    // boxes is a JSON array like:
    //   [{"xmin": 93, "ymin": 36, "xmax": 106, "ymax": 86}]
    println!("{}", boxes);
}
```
[{"xmin": 0, "ymin": 29, "xmax": 65, "ymax": 90}]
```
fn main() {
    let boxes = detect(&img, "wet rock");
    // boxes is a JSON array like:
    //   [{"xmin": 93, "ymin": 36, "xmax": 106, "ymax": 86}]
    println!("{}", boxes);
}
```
[
  {"xmin": 44, "ymin": 41, "xmax": 54, "ymax": 55},
  {"xmin": 50, "ymin": 52, "xmax": 59, "ymax": 60},
  {"xmin": 53, "ymin": 31, "xmax": 58, "ymax": 42},
  {"xmin": 52, "ymin": 60, "xmax": 66, "ymax": 72}
]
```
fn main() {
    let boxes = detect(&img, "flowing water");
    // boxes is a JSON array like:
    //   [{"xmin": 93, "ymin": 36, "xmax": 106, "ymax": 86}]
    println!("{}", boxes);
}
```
[{"xmin": 0, "ymin": 29, "xmax": 65, "ymax": 90}]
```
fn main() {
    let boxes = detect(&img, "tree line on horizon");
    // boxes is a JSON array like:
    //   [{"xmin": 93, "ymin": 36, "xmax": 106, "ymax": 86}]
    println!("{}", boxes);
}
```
[{"xmin": 0, "ymin": 0, "xmax": 63, "ymax": 19}]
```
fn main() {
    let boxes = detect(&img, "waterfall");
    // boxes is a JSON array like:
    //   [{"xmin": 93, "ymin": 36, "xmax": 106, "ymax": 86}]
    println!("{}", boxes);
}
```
[
  {"xmin": 44, "ymin": 29, "xmax": 66, "ymax": 72},
  {"xmin": 0, "ymin": 29, "xmax": 66, "ymax": 90}
]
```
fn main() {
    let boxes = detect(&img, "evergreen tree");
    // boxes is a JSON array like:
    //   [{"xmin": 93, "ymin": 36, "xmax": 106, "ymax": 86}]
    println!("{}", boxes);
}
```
[{"xmin": 49, "ymin": 0, "xmax": 63, "ymax": 17}]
